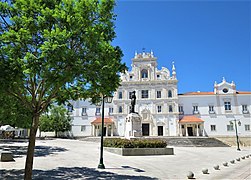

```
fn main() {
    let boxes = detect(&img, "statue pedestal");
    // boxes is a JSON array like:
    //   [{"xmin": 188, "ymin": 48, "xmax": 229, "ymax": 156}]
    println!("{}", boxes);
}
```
[{"xmin": 124, "ymin": 113, "xmax": 142, "ymax": 139}]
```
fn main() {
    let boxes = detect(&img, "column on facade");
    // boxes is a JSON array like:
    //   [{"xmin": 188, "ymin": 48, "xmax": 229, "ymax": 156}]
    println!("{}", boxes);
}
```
[
  {"xmin": 150, "ymin": 123, "xmax": 153, "ymax": 136},
  {"xmin": 178, "ymin": 124, "xmax": 181, "ymax": 136},
  {"xmin": 167, "ymin": 119, "xmax": 170, "ymax": 136},
  {"xmin": 150, "ymin": 66, "xmax": 154, "ymax": 80},
  {"xmin": 153, "ymin": 66, "xmax": 156, "ymax": 80},
  {"xmin": 138, "ymin": 68, "xmax": 141, "ymax": 81},
  {"xmin": 106, "ymin": 124, "xmax": 109, "ymax": 137},
  {"xmin": 196, "ymin": 124, "xmax": 199, "ymax": 136},
  {"xmin": 92, "ymin": 125, "xmax": 95, "ymax": 136},
  {"xmin": 185, "ymin": 124, "xmax": 188, "ymax": 136},
  {"xmin": 111, "ymin": 124, "xmax": 114, "ymax": 136},
  {"xmin": 163, "ymin": 124, "xmax": 166, "ymax": 136},
  {"xmin": 98, "ymin": 125, "xmax": 101, "ymax": 136},
  {"xmin": 202, "ymin": 123, "xmax": 205, "ymax": 136},
  {"xmin": 148, "ymin": 67, "xmax": 150, "ymax": 80}
]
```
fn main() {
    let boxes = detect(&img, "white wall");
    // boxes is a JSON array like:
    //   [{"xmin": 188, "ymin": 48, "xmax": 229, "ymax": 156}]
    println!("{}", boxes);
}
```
[{"xmin": 179, "ymin": 93, "xmax": 251, "ymax": 137}]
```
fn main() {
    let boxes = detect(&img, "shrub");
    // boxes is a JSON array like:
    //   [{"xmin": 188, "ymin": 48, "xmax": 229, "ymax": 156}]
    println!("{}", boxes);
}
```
[{"xmin": 103, "ymin": 138, "xmax": 167, "ymax": 148}]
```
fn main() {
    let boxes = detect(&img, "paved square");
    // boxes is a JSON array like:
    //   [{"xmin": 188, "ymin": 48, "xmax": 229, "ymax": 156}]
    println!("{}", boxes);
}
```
[{"xmin": 0, "ymin": 139, "xmax": 250, "ymax": 179}]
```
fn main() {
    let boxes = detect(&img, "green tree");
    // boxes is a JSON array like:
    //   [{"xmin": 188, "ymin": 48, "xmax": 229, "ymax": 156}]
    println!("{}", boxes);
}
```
[
  {"xmin": 39, "ymin": 114, "xmax": 53, "ymax": 132},
  {"xmin": 0, "ymin": 92, "xmax": 32, "ymax": 128},
  {"xmin": 39, "ymin": 105, "xmax": 71, "ymax": 137},
  {"xmin": 0, "ymin": 0, "xmax": 126, "ymax": 179}
]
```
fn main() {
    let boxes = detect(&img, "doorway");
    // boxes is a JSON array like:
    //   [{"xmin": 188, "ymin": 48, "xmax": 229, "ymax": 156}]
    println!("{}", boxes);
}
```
[
  {"xmin": 158, "ymin": 126, "xmax": 163, "ymax": 136},
  {"xmin": 187, "ymin": 127, "xmax": 193, "ymax": 136},
  {"xmin": 103, "ymin": 127, "xmax": 106, "ymax": 136},
  {"xmin": 142, "ymin": 123, "xmax": 149, "ymax": 136}
]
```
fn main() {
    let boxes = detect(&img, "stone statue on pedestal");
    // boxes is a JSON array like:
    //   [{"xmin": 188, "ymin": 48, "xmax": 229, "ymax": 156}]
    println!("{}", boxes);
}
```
[
  {"xmin": 130, "ymin": 91, "xmax": 136, "ymax": 113},
  {"xmin": 125, "ymin": 91, "xmax": 142, "ymax": 139}
]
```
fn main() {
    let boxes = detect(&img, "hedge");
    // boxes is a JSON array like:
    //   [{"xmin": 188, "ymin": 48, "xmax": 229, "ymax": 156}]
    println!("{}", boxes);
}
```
[{"xmin": 103, "ymin": 138, "xmax": 167, "ymax": 148}]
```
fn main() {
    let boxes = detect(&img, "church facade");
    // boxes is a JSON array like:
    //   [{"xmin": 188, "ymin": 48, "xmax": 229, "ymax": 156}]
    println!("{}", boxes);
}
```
[{"xmin": 69, "ymin": 51, "xmax": 251, "ymax": 138}]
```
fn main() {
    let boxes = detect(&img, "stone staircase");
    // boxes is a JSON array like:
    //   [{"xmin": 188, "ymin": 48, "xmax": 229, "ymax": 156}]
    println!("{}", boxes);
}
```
[
  {"xmin": 139, "ymin": 137, "xmax": 229, "ymax": 147},
  {"xmin": 80, "ymin": 136, "xmax": 230, "ymax": 147},
  {"xmin": 163, "ymin": 137, "xmax": 230, "ymax": 147}
]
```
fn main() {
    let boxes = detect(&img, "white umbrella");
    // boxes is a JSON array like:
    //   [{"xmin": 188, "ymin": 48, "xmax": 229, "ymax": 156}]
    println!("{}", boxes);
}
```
[{"xmin": 0, "ymin": 125, "xmax": 15, "ymax": 131}]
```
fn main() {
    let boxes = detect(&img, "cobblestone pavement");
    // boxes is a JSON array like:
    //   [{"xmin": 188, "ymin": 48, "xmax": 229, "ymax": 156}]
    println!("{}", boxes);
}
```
[{"xmin": 0, "ymin": 138, "xmax": 250, "ymax": 179}]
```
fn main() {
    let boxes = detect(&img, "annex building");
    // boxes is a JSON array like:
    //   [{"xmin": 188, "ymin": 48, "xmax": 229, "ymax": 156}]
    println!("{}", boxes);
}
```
[{"xmin": 69, "ymin": 51, "xmax": 251, "ymax": 138}]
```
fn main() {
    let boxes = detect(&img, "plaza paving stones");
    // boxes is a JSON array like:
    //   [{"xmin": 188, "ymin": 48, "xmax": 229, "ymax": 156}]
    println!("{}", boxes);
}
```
[{"xmin": 0, "ymin": 138, "xmax": 250, "ymax": 179}]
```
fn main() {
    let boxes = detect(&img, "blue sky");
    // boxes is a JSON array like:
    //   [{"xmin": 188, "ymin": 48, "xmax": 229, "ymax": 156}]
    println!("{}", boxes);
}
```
[{"xmin": 112, "ymin": 0, "xmax": 250, "ymax": 93}]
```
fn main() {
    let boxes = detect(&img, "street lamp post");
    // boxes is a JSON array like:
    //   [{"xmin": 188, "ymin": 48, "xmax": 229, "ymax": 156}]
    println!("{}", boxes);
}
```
[
  {"xmin": 230, "ymin": 119, "xmax": 241, "ymax": 151},
  {"xmin": 97, "ymin": 95, "xmax": 113, "ymax": 169}
]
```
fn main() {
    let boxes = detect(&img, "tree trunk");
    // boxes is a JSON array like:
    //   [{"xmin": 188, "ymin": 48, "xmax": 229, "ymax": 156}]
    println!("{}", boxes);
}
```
[{"xmin": 24, "ymin": 114, "xmax": 39, "ymax": 180}]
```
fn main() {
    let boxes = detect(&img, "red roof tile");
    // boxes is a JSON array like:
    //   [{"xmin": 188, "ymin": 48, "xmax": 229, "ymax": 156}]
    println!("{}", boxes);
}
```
[
  {"xmin": 91, "ymin": 117, "xmax": 113, "ymax": 124},
  {"xmin": 181, "ymin": 91, "xmax": 251, "ymax": 95},
  {"xmin": 179, "ymin": 116, "xmax": 204, "ymax": 123},
  {"xmin": 236, "ymin": 91, "xmax": 251, "ymax": 94},
  {"xmin": 181, "ymin": 92, "xmax": 214, "ymax": 95}
]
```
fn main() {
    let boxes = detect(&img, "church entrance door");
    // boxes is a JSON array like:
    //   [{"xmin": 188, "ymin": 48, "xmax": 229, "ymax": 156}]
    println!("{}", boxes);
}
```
[
  {"xmin": 142, "ymin": 123, "xmax": 149, "ymax": 136},
  {"xmin": 103, "ymin": 127, "xmax": 106, "ymax": 136},
  {"xmin": 187, "ymin": 127, "xmax": 193, "ymax": 136},
  {"xmin": 158, "ymin": 126, "xmax": 163, "ymax": 136}
]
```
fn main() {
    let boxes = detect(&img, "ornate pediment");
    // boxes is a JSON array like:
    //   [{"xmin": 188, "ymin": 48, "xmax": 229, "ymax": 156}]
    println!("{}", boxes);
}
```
[{"xmin": 214, "ymin": 77, "xmax": 236, "ymax": 94}]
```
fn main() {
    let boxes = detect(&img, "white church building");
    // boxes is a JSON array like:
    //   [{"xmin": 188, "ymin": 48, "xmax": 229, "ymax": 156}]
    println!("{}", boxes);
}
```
[{"xmin": 69, "ymin": 51, "xmax": 251, "ymax": 138}]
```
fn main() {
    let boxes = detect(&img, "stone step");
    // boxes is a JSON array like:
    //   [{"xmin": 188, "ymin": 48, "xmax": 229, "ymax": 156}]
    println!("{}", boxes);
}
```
[
  {"xmin": 80, "ymin": 136, "xmax": 229, "ymax": 147},
  {"xmin": 164, "ymin": 138, "xmax": 229, "ymax": 147}
]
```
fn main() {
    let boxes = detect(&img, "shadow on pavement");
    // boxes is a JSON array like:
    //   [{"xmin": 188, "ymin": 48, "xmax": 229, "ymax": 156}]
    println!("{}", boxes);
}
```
[
  {"xmin": 0, "ymin": 167, "xmax": 157, "ymax": 179},
  {"xmin": 0, "ymin": 145, "xmax": 67, "ymax": 158},
  {"xmin": 0, "ymin": 139, "xmax": 28, "ymax": 144},
  {"xmin": 106, "ymin": 165, "xmax": 145, "ymax": 173},
  {"xmin": 121, "ymin": 165, "xmax": 145, "ymax": 172}
]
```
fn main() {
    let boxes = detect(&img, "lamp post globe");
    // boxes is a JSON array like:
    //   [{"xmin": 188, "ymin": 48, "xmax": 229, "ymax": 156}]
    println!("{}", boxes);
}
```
[{"xmin": 105, "ymin": 96, "xmax": 113, "ymax": 103}]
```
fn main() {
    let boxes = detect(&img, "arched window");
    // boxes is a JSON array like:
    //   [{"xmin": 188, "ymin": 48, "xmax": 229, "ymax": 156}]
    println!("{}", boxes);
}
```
[
  {"xmin": 168, "ymin": 90, "xmax": 172, "ymax": 98},
  {"xmin": 169, "ymin": 105, "xmax": 173, "ymax": 112},
  {"xmin": 141, "ymin": 69, "xmax": 148, "ymax": 78}
]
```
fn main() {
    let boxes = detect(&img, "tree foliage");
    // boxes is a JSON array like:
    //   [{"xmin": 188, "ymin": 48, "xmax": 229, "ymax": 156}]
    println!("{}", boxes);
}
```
[
  {"xmin": 39, "ymin": 114, "xmax": 53, "ymax": 132},
  {"xmin": 0, "ymin": 92, "xmax": 32, "ymax": 128},
  {"xmin": 39, "ymin": 105, "xmax": 71, "ymax": 137},
  {"xmin": 0, "ymin": 0, "xmax": 126, "ymax": 179}
]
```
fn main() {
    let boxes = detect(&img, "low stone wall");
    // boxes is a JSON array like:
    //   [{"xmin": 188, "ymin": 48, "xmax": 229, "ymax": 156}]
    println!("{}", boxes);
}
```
[
  {"xmin": 1, "ymin": 151, "xmax": 14, "ymax": 162},
  {"xmin": 215, "ymin": 137, "xmax": 251, "ymax": 147},
  {"xmin": 104, "ymin": 147, "xmax": 174, "ymax": 156}
]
